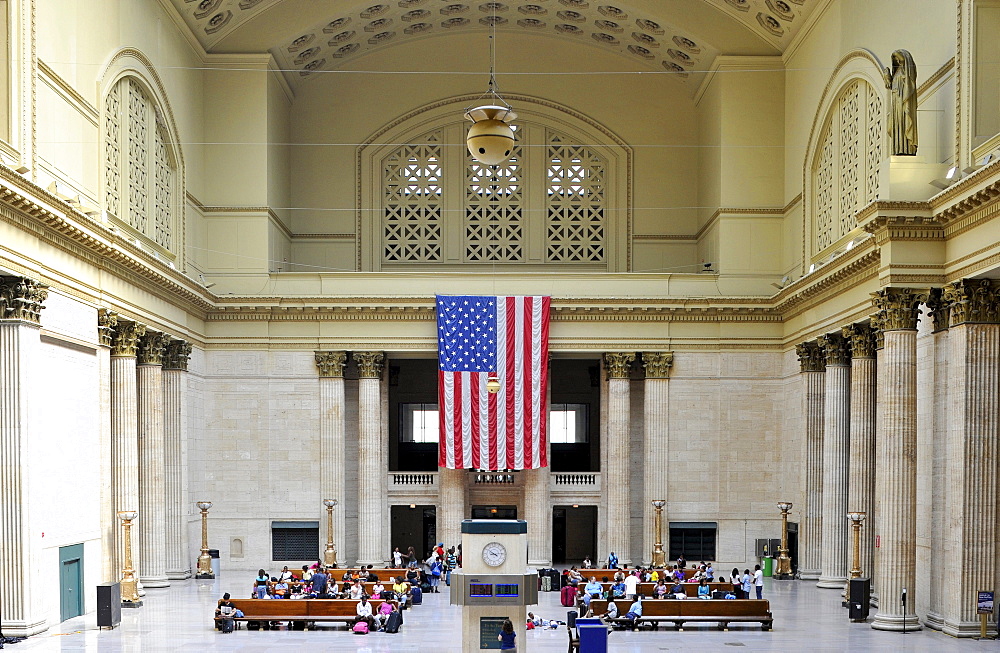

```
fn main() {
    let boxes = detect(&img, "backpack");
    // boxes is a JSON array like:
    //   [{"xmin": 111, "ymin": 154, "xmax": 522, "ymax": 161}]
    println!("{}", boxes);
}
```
[
  {"xmin": 353, "ymin": 621, "xmax": 369, "ymax": 634},
  {"xmin": 431, "ymin": 562, "xmax": 442, "ymax": 576}
]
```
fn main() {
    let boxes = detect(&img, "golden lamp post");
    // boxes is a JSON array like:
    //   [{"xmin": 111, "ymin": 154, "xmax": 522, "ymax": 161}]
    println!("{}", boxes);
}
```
[
  {"xmin": 775, "ymin": 502, "xmax": 794, "ymax": 579},
  {"xmin": 651, "ymin": 500, "xmax": 666, "ymax": 568},
  {"xmin": 847, "ymin": 511, "xmax": 866, "ymax": 578},
  {"xmin": 195, "ymin": 501, "xmax": 214, "ymax": 579},
  {"xmin": 117, "ymin": 510, "xmax": 142, "ymax": 607},
  {"xmin": 323, "ymin": 498, "xmax": 338, "ymax": 567}
]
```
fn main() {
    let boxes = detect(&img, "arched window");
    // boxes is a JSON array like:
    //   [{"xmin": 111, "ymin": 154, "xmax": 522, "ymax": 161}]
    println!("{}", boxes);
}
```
[
  {"xmin": 361, "ymin": 98, "xmax": 628, "ymax": 271},
  {"xmin": 812, "ymin": 80, "xmax": 883, "ymax": 253},
  {"xmin": 104, "ymin": 76, "xmax": 176, "ymax": 252}
]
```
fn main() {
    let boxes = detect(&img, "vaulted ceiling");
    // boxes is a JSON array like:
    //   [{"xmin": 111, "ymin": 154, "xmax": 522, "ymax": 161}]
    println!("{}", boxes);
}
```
[{"xmin": 168, "ymin": 0, "xmax": 817, "ymax": 89}]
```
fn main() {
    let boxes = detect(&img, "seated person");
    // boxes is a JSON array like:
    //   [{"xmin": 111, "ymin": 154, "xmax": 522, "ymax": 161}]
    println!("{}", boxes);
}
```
[
  {"xmin": 567, "ymin": 568, "xmax": 584, "ymax": 586},
  {"xmin": 371, "ymin": 580, "xmax": 385, "ymax": 597},
  {"xmin": 670, "ymin": 580, "xmax": 685, "ymax": 597},
  {"xmin": 706, "ymin": 563, "xmax": 715, "ymax": 581},
  {"xmin": 672, "ymin": 566, "xmax": 684, "ymax": 582},
  {"xmin": 354, "ymin": 596, "xmax": 377, "ymax": 630},
  {"xmin": 653, "ymin": 580, "xmax": 668, "ymax": 599},
  {"xmin": 599, "ymin": 600, "xmax": 618, "ymax": 623},
  {"xmin": 697, "ymin": 579, "xmax": 711, "ymax": 599},
  {"xmin": 349, "ymin": 580, "xmax": 365, "ymax": 600},
  {"xmin": 610, "ymin": 579, "xmax": 626, "ymax": 598},
  {"xmin": 301, "ymin": 565, "xmax": 313, "ymax": 582},
  {"xmin": 405, "ymin": 566, "xmax": 419, "ymax": 585},
  {"xmin": 277, "ymin": 565, "xmax": 294, "ymax": 582},
  {"xmin": 393, "ymin": 577, "xmax": 411, "ymax": 606},
  {"xmin": 214, "ymin": 593, "xmax": 243, "ymax": 630},
  {"xmin": 375, "ymin": 600, "xmax": 398, "ymax": 631},
  {"xmin": 272, "ymin": 577, "xmax": 288, "ymax": 598},
  {"xmin": 582, "ymin": 557, "xmax": 594, "ymax": 569},
  {"xmin": 622, "ymin": 598, "xmax": 643, "ymax": 629},
  {"xmin": 582, "ymin": 577, "xmax": 603, "ymax": 606},
  {"xmin": 650, "ymin": 569, "xmax": 660, "ymax": 583},
  {"xmin": 358, "ymin": 567, "xmax": 371, "ymax": 582}
]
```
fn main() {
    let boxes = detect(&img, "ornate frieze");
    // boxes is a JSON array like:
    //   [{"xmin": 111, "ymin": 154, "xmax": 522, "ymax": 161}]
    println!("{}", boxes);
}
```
[
  {"xmin": 795, "ymin": 341, "xmax": 825, "ymax": 372},
  {"xmin": 98, "ymin": 309, "xmax": 118, "ymax": 346},
  {"xmin": 871, "ymin": 287, "xmax": 924, "ymax": 331},
  {"xmin": 315, "ymin": 351, "xmax": 347, "ymax": 378},
  {"xmin": 842, "ymin": 323, "xmax": 877, "ymax": 359},
  {"xmin": 603, "ymin": 352, "xmax": 635, "ymax": 379},
  {"xmin": 353, "ymin": 351, "xmax": 385, "ymax": 378},
  {"xmin": 163, "ymin": 339, "xmax": 193, "ymax": 371},
  {"xmin": 943, "ymin": 279, "xmax": 1000, "ymax": 326},
  {"xmin": 137, "ymin": 331, "xmax": 170, "ymax": 366},
  {"xmin": 0, "ymin": 276, "xmax": 48, "ymax": 324},
  {"xmin": 924, "ymin": 287, "xmax": 951, "ymax": 333},
  {"xmin": 641, "ymin": 351, "xmax": 673, "ymax": 379},
  {"xmin": 818, "ymin": 332, "xmax": 851, "ymax": 366},
  {"xmin": 111, "ymin": 320, "xmax": 147, "ymax": 358}
]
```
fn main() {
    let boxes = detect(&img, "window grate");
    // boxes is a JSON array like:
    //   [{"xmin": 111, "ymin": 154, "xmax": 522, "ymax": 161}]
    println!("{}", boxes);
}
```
[{"xmin": 271, "ymin": 527, "xmax": 319, "ymax": 561}]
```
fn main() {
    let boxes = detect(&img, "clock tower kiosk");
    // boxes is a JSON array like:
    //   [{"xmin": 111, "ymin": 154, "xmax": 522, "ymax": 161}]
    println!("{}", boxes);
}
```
[{"xmin": 451, "ymin": 520, "xmax": 538, "ymax": 651}]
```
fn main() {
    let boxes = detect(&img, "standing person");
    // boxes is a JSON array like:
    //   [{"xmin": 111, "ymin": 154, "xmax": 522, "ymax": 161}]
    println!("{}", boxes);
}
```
[
  {"xmin": 705, "ymin": 562, "xmax": 715, "ymax": 581},
  {"xmin": 582, "ymin": 556, "xmax": 593, "ymax": 569},
  {"xmin": 497, "ymin": 619, "xmax": 516, "ymax": 651},
  {"xmin": 428, "ymin": 557, "xmax": 443, "ymax": 593},
  {"xmin": 393, "ymin": 547, "xmax": 403, "ymax": 568},
  {"xmin": 607, "ymin": 551, "xmax": 619, "ymax": 570},
  {"xmin": 406, "ymin": 546, "xmax": 417, "ymax": 566},
  {"xmin": 753, "ymin": 564, "xmax": 764, "ymax": 599},
  {"xmin": 623, "ymin": 571, "xmax": 640, "ymax": 600},
  {"xmin": 311, "ymin": 567, "xmax": 328, "ymax": 596},
  {"xmin": 446, "ymin": 547, "xmax": 459, "ymax": 586},
  {"xmin": 254, "ymin": 569, "xmax": 269, "ymax": 599},
  {"xmin": 676, "ymin": 553, "xmax": 686, "ymax": 569},
  {"xmin": 730, "ymin": 568, "xmax": 742, "ymax": 599},
  {"xmin": 741, "ymin": 569, "xmax": 753, "ymax": 599}
]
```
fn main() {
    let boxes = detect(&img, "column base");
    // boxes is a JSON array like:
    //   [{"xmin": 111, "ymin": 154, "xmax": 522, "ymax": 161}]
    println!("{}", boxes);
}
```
[
  {"xmin": 166, "ymin": 570, "xmax": 192, "ymax": 580},
  {"xmin": 871, "ymin": 612, "xmax": 922, "ymax": 631},
  {"xmin": 121, "ymin": 600, "xmax": 144, "ymax": 608},
  {"xmin": 195, "ymin": 573, "xmax": 216, "ymax": 579},
  {"xmin": 799, "ymin": 568, "xmax": 821, "ymax": 580},
  {"xmin": 942, "ymin": 618, "xmax": 997, "ymax": 638},
  {"xmin": 0, "ymin": 618, "xmax": 49, "ymax": 637},
  {"xmin": 817, "ymin": 575, "xmax": 847, "ymax": 589},
  {"xmin": 139, "ymin": 576, "xmax": 170, "ymax": 588},
  {"xmin": 923, "ymin": 611, "xmax": 944, "ymax": 631}
]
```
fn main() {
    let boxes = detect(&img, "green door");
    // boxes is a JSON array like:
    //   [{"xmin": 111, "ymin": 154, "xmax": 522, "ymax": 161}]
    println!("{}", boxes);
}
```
[{"xmin": 59, "ymin": 543, "xmax": 84, "ymax": 622}]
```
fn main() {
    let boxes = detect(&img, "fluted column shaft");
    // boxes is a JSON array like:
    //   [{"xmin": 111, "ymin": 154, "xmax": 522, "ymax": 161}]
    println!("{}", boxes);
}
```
[
  {"xmin": 872, "ymin": 288, "xmax": 922, "ymax": 631},
  {"xmin": 844, "ymin": 324, "xmax": 877, "ymax": 588},
  {"xmin": 642, "ymin": 352, "xmax": 672, "ymax": 566},
  {"xmin": 316, "ymin": 352, "xmax": 347, "ymax": 564},
  {"xmin": 525, "ymin": 361, "xmax": 553, "ymax": 566},
  {"xmin": 137, "ymin": 331, "xmax": 168, "ymax": 588},
  {"xmin": 97, "ymin": 310, "xmax": 116, "ymax": 582},
  {"xmin": 0, "ymin": 277, "xmax": 48, "ymax": 636},
  {"xmin": 604, "ymin": 352, "xmax": 634, "ymax": 566},
  {"xmin": 438, "ymin": 468, "xmax": 466, "ymax": 553},
  {"xmin": 797, "ymin": 341, "xmax": 825, "ymax": 580},
  {"xmin": 163, "ymin": 340, "xmax": 192, "ymax": 580},
  {"xmin": 941, "ymin": 280, "xmax": 1000, "ymax": 636},
  {"xmin": 355, "ymin": 352, "xmax": 386, "ymax": 566},
  {"xmin": 111, "ymin": 321, "xmax": 145, "ymax": 583},
  {"xmin": 818, "ymin": 334, "xmax": 850, "ymax": 589}
]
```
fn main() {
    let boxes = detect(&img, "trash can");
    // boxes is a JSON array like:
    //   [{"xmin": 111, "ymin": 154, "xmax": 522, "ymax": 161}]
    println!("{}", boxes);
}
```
[
  {"xmin": 209, "ymin": 549, "xmax": 220, "ymax": 577},
  {"xmin": 577, "ymin": 619, "xmax": 608, "ymax": 653},
  {"xmin": 762, "ymin": 556, "xmax": 774, "ymax": 577}
]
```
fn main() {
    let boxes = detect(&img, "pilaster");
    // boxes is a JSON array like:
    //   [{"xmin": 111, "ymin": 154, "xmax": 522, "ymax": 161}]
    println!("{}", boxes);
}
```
[
  {"xmin": 163, "ymin": 339, "xmax": 192, "ymax": 580},
  {"xmin": 796, "ymin": 341, "xmax": 825, "ymax": 580},
  {"xmin": 316, "ymin": 351, "xmax": 347, "ymax": 565},
  {"xmin": 354, "ymin": 351, "xmax": 386, "ymax": 566},
  {"xmin": 604, "ymin": 352, "xmax": 634, "ymax": 566},
  {"xmin": 642, "ymin": 352, "xmax": 672, "ymax": 566},
  {"xmin": 817, "ymin": 333, "xmax": 851, "ymax": 589},
  {"xmin": 843, "ymin": 323, "xmax": 877, "ymax": 592},
  {"xmin": 924, "ymin": 288, "xmax": 950, "ymax": 629}
]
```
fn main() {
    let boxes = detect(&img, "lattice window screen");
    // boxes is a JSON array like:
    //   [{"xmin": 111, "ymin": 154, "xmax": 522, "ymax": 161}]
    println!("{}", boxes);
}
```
[
  {"xmin": 104, "ymin": 83, "xmax": 121, "ymax": 219},
  {"xmin": 104, "ymin": 77, "xmax": 175, "ymax": 252},
  {"xmin": 465, "ymin": 141, "xmax": 523, "ymax": 262},
  {"xmin": 383, "ymin": 132, "xmax": 443, "ymax": 262},
  {"xmin": 813, "ymin": 80, "xmax": 883, "ymax": 254},
  {"xmin": 546, "ymin": 133, "xmax": 606, "ymax": 263}
]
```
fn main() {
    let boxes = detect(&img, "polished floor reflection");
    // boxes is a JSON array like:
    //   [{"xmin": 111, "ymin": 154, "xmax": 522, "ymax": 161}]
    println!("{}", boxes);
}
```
[{"xmin": 10, "ymin": 574, "xmax": 996, "ymax": 651}]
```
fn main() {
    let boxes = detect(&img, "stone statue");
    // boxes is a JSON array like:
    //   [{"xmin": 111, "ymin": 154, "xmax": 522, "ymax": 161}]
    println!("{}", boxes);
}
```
[{"xmin": 883, "ymin": 49, "xmax": 918, "ymax": 155}]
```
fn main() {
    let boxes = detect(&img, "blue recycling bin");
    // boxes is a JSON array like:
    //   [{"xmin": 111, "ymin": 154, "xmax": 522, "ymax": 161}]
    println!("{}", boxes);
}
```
[{"xmin": 577, "ymin": 618, "xmax": 608, "ymax": 653}]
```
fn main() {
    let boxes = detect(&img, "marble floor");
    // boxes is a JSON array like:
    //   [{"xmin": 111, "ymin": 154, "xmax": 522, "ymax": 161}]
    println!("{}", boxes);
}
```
[{"xmin": 9, "ymin": 575, "xmax": 996, "ymax": 652}]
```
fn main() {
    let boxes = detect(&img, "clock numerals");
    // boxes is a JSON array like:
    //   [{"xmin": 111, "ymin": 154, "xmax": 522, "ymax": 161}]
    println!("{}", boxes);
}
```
[{"xmin": 483, "ymin": 542, "xmax": 507, "ymax": 567}]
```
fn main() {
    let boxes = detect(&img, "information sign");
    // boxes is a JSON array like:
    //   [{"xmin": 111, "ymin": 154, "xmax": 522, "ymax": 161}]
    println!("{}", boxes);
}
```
[
  {"xmin": 479, "ymin": 616, "xmax": 507, "ymax": 650},
  {"xmin": 978, "ymin": 591, "xmax": 994, "ymax": 615}
]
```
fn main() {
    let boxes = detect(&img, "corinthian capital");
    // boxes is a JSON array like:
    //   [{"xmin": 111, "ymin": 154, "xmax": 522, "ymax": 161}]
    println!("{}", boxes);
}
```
[
  {"xmin": 353, "ymin": 351, "xmax": 385, "ymax": 379},
  {"xmin": 111, "ymin": 321, "xmax": 147, "ymax": 357},
  {"xmin": 642, "ymin": 352, "xmax": 674, "ymax": 379},
  {"xmin": 163, "ymin": 339, "xmax": 193, "ymax": 371},
  {"xmin": 924, "ymin": 287, "xmax": 951, "ymax": 333},
  {"xmin": 795, "ymin": 341, "xmax": 825, "ymax": 372},
  {"xmin": 315, "ymin": 351, "xmax": 347, "ymax": 378},
  {"xmin": 603, "ymin": 352, "xmax": 635, "ymax": 379},
  {"xmin": 137, "ymin": 331, "xmax": 170, "ymax": 366},
  {"xmin": 0, "ymin": 275, "xmax": 48, "ymax": 325},
  {"xmin": 842, "ymin": 323, "xmax": 876, "ymax": 359},
  {"xmin": 943, "ymin": 279, "xmax": 1000, "ymax": 326},
  {"xmin": 817, "ymin": 332, "xmax": 851, "ymax": 366},
  {"xmin": 871, "ymin": 288, "xmax": 924, "ymax": 331}
]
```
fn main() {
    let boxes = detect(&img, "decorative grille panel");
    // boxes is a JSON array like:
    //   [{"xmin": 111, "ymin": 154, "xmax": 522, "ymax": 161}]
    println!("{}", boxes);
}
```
[
  {"xmin": 546, "ymin": 133, "xmax": 606, "ymax": 263},
  {"xmin": 815, "ymin": 126, "xmax": 836, "ymax": 251},
  {"xmin": 465, "ymin": 142, "xmax": 523, "ymax": 262},
  {"xmin": 865, "ymin": 89, "xmax": 883, "ymax": 203},
  {"xmin": 383, "ymin": 132, "xmax": 443, "ymax": 262},
  {"xmin": 104, "ymin": 83, "xmax": 121, "ymax": 219},
  {"xmin": 838, "ymin": 81, "xmax": 860, "ymax": 238},
  {"xmin": 154, "ymin": 126, "xmax": 172, "ymax": 249},
  {"xmin": 126, "ymin": 79, "xmax": 149, "ymax": 234}
]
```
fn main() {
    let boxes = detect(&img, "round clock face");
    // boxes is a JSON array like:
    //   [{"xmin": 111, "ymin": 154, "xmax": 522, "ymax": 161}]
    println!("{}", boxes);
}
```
[{"xmin": 482, "ymin": 541, "xmax": 507, "ymax": 567}]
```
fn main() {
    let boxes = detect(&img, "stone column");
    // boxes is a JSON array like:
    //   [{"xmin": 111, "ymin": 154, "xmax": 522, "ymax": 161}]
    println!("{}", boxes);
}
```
[
  {"xmin": 163, "ymin": 339, "xmax": 192, "ymax": 580},
  {"xmin": 438, "ymin": 468, "xmax": 466, "ymax": 553},
  {"xmin": 796, "ymin": 341, "xmax": 825, "ymax": 580},
  {"xmin": 842, "ymin": 323, "xmax": 877, "ymax": 589},
  {"xmin": 524, "ymin": 358, "xmax": 552, "ymax": 567},
  {"xmin": 137, "ymin": 331, "xmax": 169, "ymax": 588},
  {"xmin": 604, "ymin": 352, "xmax": 635, "ymax": 566},
  {"xmin": 97, "ymin": 310, "xmax": 117, "ymax": 581},
  {"xmin": 817, "ymin": 333, "xmax": 851, "ymax": 589},
  {"xmin": 923, "ymin": 289, "xmax": 949, "ymax": 628},
  {"xmin": 642, "ymin": 352, "xmax": 673, "ymax": 566},
  {"xmin": 316, "ymin": 351, "xmax": 347, "ymax": 565},
  {"xmin": 0, "ymin": 276, "xmax": 47, "ymax": 636},
  {"xmin": 941, "ymin": 280, "xmax": 1000, "ymax": 636},
  {"xmin": 354, "ymin": 351, "xmax": 386, "ymax": 566},
  {"xmin": 871, "ymin": 288, "xmax": 923, "ymax": 631},
  {"xmin": 111, "ymin": 320, "xmax": 146, "ymax": 582}
]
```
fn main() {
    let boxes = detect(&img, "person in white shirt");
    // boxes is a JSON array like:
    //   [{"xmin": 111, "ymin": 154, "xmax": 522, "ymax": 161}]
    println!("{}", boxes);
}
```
[
  {"xmin": 623, "ymin": 573, "xmax": 640, "ymax": 600},
  {"xmin": 393, "ymin": 547, "xmax": 403, "ymax": 568},
  {"xmin": 753, "ymin": 564, "xmax": 764, "ymax": 599},
  {"xmin": 371, "ymin": 581, "xmax": 385, "ymax": 598},
  {"xmin": 350, "ymin": 580, "xmax": 365, "ymax": 600},
  {"xmin": 354, "ymin": 597, "xmax": 376, "ymax": 630},
  {"xmin": 277, "ymin": 566, "xmax": 293, "ymax": 582}
]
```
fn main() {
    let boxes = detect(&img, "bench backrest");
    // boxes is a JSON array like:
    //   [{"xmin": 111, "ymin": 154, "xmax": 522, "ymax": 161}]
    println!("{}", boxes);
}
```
[
  {"xmin": 229, "ymin": 598, "xmax": 385, "ymax": 618},
  {"xmin": 581, "ymin": 582, "xmax": 729, "ymax": 598},
  {"xmin": 588, "ymin": 598, "xmax": 769, "ymax": 618}
]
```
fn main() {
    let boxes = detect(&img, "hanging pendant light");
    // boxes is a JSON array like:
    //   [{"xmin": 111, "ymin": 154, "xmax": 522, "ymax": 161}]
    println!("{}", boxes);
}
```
[{"xmin": 465, "ymin": 7, "xmax": 517, "ymax": 166}]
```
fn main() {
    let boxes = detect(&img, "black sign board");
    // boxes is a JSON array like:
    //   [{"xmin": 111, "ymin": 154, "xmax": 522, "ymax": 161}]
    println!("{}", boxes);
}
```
[{"xmin": 479, "ymin": 616, "xmax": 508, "ymax": 649}]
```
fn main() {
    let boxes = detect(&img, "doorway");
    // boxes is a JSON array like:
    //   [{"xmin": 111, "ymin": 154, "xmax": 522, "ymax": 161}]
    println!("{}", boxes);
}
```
[
  {"xmin": 552, "ymin": 505, "xmax": 597, "ymax": 565},
  {"xmin": 59, "ymin": 543, "xmax": 84, "ymax": 622},
  {"xmin": 390, "ymin": 505, "xmax": 437, "ymax": 561}
]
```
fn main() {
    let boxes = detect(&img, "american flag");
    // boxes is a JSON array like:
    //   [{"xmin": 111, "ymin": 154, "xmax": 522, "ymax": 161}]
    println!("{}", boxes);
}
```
[{"xmin": 436, "ymin": 295, "xmax": 551, "ymax": 470}]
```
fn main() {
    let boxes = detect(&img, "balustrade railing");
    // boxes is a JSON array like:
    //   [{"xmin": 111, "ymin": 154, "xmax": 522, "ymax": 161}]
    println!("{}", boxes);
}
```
[{"xmin": 390, "ymin": 473, "xmax": 437, "ymax": 486}]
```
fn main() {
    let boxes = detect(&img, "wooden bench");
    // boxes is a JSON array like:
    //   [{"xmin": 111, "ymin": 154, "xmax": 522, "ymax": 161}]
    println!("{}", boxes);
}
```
[
  {"xmin": 588, "ymin": 598, "xmax": 773, "ymax": 631},
  {"xmin": 227, "ymin": 598, "xmax": 387, "ymax": 630},
  {"xmin": 594, "ymin": 567, "xmax": 700, "ymax": 580},
  {"xmin": 578, "ymin": 582, "xmax": 729, "ymax": 600}
]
